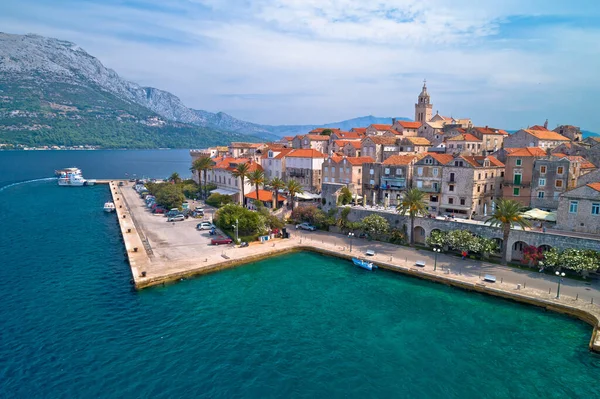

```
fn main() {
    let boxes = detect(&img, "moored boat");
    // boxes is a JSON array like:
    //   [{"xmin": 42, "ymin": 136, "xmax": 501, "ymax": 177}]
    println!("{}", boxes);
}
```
[
  {"xmin": 352, "ymin": 257, "xmax": 376, "ymax": 271},
  {"xmin": 57, "ymin": 167, "xmax": 96, "ymax": 186},
  {"xmin": 103, "ymin": 202, "xmax": 116, "ymax": 212}
]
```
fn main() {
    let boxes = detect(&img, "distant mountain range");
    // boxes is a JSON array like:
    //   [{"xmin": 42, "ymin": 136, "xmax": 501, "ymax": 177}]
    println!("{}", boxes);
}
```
[{"xmin": 0, "ymin": 32, "xmax": 596, "ymax": 148}]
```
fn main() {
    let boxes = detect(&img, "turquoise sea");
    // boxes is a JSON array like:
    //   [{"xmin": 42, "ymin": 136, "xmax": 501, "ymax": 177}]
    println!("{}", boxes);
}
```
[{"xmin": 1, "ymin": 150, "xmax": 599, "ymax": 398}]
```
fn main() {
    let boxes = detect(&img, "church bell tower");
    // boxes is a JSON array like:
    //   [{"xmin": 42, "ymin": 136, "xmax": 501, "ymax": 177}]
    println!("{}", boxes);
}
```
[{"xmin": 414, "ymin": 80, "xmax": 433, "ymax": 123}]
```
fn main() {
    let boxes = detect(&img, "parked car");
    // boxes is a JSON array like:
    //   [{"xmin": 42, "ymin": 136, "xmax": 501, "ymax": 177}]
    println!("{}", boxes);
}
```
[
  {"xmin": 166, "ymin": 209, "xmax": 180, "ymax": 218},
  {"xmin": 197, "ymin": 222, "xmax": 215, "ymax": 230},
  {"xmin": 153, "ymin": 207, "xmax": 166, "ymax": 214},
  {"xmin": 211, "ymin": 236, "xmax": 233, "ymax": 245},
  {"xmin": 296, "ymin": 222, "xmax": 317, "ymax": 231},
  {"xmin": 358, "ymin": 232, "xmax": 369, "ymax": 239},
  {"xmin": 167, "ymin": 214, "xmax": 185, "ymax": 222}
]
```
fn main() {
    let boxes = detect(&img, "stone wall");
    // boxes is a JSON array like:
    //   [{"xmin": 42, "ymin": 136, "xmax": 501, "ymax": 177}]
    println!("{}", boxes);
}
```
[{"xmin": 344, "ymin": 207, "xmax": 600, "ymax": 260}]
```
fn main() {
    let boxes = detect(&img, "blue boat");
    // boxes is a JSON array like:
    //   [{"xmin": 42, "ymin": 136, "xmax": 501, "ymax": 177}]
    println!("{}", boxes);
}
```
[{"xmin": 352, "ymin": 257, "xmax": 375, "ymax": 271}]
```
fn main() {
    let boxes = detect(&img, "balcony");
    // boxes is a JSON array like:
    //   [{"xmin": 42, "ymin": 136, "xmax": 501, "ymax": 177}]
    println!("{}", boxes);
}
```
[
  {"xmin": 420, "ymin": 185, "xmax": 440, "ymax": 193},
  {"xmin": 288, "ymin": 171, "xmax": 306, "ymax": 178}
]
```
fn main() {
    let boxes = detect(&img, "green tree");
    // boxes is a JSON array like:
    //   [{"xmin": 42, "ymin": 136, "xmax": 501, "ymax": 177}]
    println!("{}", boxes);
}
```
[
  {"xmin": 485, "ymin": 199, "xmax": 531, "ymax": 264},
  {"xmin": 268, "ymin": 177, "xmax": 285, "ymax": 210},
  {"xmin": 215, "ymin": 204, "xmax": 267, "ymax": 237},
  {"xmin": 541, "ymin": 247, "xmax": 561, "ymax": 269},
  {"xmin": 248, "ymin": 169, "xmax": 265, "ymax": 199},
  {"xmin": 338, "ymin": 186, "xmax": 353, "ymax": 205},
  {"xmin": 446, "ymin": 230, "xmax": 476, "ymax": 253},
  {"xmin": 286, "ymin": 179, "xmax": 304, "ymax": 211},
  {"xmin": 396, "ymin": 188, "xmax": 428, "ymax": 246},
  {"xmin": 231, "ymin": 162, "xmax": 251, "ymax": 206},
  {"xmin": 361, "ymin": 214, "xmax": 390, "ymax": 240},
  {"xmin": 320, "ymin": 129, "xmax": 334, "ymax": 136},
  {"xmin": 337, "ymin": 206, "xmax": 352, "ymax": 232},
  {"xmin": 206, "ymin": 193, "xmax": 233, "ymax": 208},
  {"xmin": 155, "ymin": 184, "xmax": 185, "ymax": 210},
  {"xmin": 426, "ymin": 230, "xmax": 448, "ymax": 247},
  {"xmin": 168, "ymin": 172, "xmax": 182, "ymax": 184},
  {"xmin": 478, "ymin": 237, "xmax": 499, "ymax": 259},
  {"xmin": 191, "ymin": 156, "xmax": 214, "ymax": 199}
]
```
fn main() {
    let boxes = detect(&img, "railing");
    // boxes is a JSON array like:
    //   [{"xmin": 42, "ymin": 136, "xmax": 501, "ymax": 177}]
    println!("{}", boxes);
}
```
[{"xmin": 420, "ymin": 186, "xmax": 441, "ymax": 193}]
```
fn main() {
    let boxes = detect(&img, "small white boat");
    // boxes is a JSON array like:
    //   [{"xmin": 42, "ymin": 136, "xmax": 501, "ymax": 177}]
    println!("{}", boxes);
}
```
[
  {"xmin": 57, "ymin": 167, "xmax": 96, "ymax": 186},
  {"xmin": 103, "ymin": 202, "xmax": 116, "ymax": 212},
  {"xmin": 352, "ymin": 257, "xmax": 376, "ymax": 271}
]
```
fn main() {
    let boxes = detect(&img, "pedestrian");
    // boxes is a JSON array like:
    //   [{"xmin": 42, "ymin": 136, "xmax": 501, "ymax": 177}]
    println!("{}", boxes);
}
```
[{"xmin": 461, "ymin": 250, "xmax": 467, "ymax": 260}]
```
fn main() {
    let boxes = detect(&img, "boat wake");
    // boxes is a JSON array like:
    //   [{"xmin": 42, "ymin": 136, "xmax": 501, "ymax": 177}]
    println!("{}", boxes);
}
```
[{"xmin": 0, "ymin": 177, "xmax": 58, "ymax": 193}]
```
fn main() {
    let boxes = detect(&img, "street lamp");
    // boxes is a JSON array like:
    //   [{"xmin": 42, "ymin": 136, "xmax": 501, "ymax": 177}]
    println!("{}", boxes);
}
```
[
  {"xmin": 433, "ymin": 246, "xmax": 442, "ymax": 271},
  {"xmin": 348, "ymin": 232, "xmax": 355, "ymax": 252},
  {"xmin": 555, "ymin": 271, "xmax": 565, "ymax": 298},
  {"xmin": 232, "ymin": 218, "xmax": 239, "ymax": 244}
]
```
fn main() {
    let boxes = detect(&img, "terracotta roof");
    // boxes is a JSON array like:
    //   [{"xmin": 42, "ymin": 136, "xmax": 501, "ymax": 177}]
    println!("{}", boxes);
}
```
[
  {"xmin": 308, "ymin": 128, "xmax": 340, "ymax": 134},
  {"xmin": 213, "ymin": 156, "xmax": 249, "ymax": 169},
  {"xmin": 273, "ymin": 148, "xmax": 294, "ymax": 159},
  {"xmin": 345, "ymin": 156, "xmax": 375, "ymax": 165},
  {"xmin": 587, "ymin": 182, "xmax": 600, "ymax": 192},
  {"xmin": 523, "ymin": 129, "xmax": 569, "ymax": 141},
  {"xmin": 286, "ymin": 149, "xmax": 327, "ymax": 158},
  {"xmin": 363, "ymin": 136, "xmax": 397, "ymax": 145},
  {"xmin": 558, "ymin": 155, "xmax": 596, "ymax": 169},
  {"xmin": 529, "ymin": 125, "xmax": 549, "ymax": 131},
  {"xmin": 427, "ymin": 153, "xmax": 455, "ymax": 164},
  {"xmin": 457, "ymin": 156, "xmax": 504, "ymax": 168},
  {"xmin": 472, "ymin": 126, "xmax": 508, "ymax": 136},
  {"xmin": 383, "ymin": 155, "xmax": 418, "ymax": 165},
  {"xmin": 487, "ymin": 156, "xmax": 505, "ymax": 167},
  {"xmin": 552, "ymin": 153, "xmax": 567, "ymax": 158},
  {"xmin": 424, "ymin": 121, "xmax": 447, "ymax": 129},
  {"xmin": 305, "ymin": 134, "xmax": 331, "ymax": 141},
  {"xmin": 333, "ymin": 140, "xmax": 351, "ymax": 147},
  {"xmin": 351, "ymin": 127, "xmax": 367, "ymax": 133},
  {"xmin": 446, "ymin": 133, "xmax": 481, "ymax": 142},
  {"xmin": 282, "ymin": 136, "xmax": 294, "ymax": 141},
  {"xmin": 396, "ymin": 121, "xmax": 422, "ymax": 129},
  {"xmin": 229, "ymin": 142, "xmax": 257, "ymax": 148},
  {"xmin": 346, "ymin": 141, "xmax": 362, "ymax": 149},
  {"xmin": 506, "ymin": 147, "xmax": 548, "ymax": 157},
  {"xmin": 369, "ymin": 124, "xmax": 393, "ymax": 130},
  {"xmin": 404, "ymin": 137, "xmax": 431, "ymax": 145},
  {"xmin": 328, "ymin": 154, "xmax": 344, "ymax": 163},
  {"xmin": 245, "ymin": 189, "xmax": 286, "ymax": 202},
  {"xmin": 333, "ymin": 131, "xmax": 362, "ymax": 139}
]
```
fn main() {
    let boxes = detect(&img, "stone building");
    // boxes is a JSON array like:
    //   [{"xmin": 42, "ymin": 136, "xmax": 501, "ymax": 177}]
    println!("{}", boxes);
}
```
[
  {"xmin": 555, "ymin": 182, "xmax": 600, "ymax": 234},
  {"xmin": 207, "ymin": 157, "xmax": 263, "ymax": 204},
  {"xmin": 397, "ymin": 137, "xmax": 431, "ymax": 154},
  {"xmin": 439, "ymin": 155, "xmax": 504, "ymax": 218},
  {"xmin": 412, "ymin": 153, "xmax": 454, "ymax": 214},
  {"xmin": 392, "ymin": 120, "xmax": 421, "ymax": 136},
  {"xmin": 445, "ymin": 133, "xmax": 483, "ymax": 156},
  {"xmin": 284, "ymin": 149, "xmax": 327, "ymax": 193},
  {"xmin": 322, "ymin": 155, "xmax": 373, "ymax": 196},
  {"xmin": 260, "ymin": 148, "xmax": 292, "ymax": 181},
  {"xmin": 550, "ymin": 142, "xmax": 589, "ymax": 158},
  {"xmin": 501, "ymin": 147, "xmax": 547, "ymax": 206},
  {"xmin": 470, "ymin": 126, "xmax": 509, "ymax": 153},
  {"xmin": 503, "ymin": 127, "xmax": 570, "ymax": 150},
  {"xmin": 414, "ymin": 81, "xmax": 433, "ymax": 123},
  {"xmin": 361, "ymin": 136, "xmax": 398, "ymax": 162},
  {"xmin": 553, "ymin": 125, "xmax": 582, "ymax": 142},
  {"xmin": 417, "ymin": 120, "xmax": 447, "ymax": 145},
  {"xmin": 365, "ymin": 124, "xmax": 393, "ymax": 136},
  {"xmin": 228, "ymin": 142, "xmax": 264, "ymax": 158},
  {"xmin": 329, "ymin": 130, "xmax": 364, "ymax": 142},
  {"xmin": 300, "ymin": 134, "xmax": 330, "ymax": 154},
  {"xmin": 342, "ymin": 141, "xmax": 362, "ymax": 157}
]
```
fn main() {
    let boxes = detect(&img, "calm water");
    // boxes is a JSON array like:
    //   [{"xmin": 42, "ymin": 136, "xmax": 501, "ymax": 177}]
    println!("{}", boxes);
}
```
[{"xmin": 0, "ymin": 151, "xmax": 599, "ymax": 398}]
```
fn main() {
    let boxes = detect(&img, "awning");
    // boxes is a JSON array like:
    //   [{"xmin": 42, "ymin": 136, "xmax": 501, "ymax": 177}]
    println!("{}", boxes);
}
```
[
  {"xmin": 295, "ymin": 192, "xmax": 321, "ymax": 200},
  {"xmin": 521, "ymin": 208, "xmax": 556, "ymax": 222},
  {"xmin": 210, "ymin": 188, "xmax": 238, "ymax": 196}
]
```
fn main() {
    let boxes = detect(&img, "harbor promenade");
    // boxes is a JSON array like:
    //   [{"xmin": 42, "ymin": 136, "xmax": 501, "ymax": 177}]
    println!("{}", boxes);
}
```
[{"xmin": 106, "ymin": 180, "xmax": 600, "ymax": 353}]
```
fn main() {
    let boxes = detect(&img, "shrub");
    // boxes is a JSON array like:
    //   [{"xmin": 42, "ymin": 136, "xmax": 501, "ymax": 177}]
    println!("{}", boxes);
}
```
[{"xmin": 206, "ymin": 193, "xmax": 233, "ymax": 208}]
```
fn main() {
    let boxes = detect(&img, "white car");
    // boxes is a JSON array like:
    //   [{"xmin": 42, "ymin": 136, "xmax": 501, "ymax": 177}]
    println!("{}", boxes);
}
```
[
  {"xmin": 167, "ymin": 214, "xmax": 185, "ymax": 222},
  {"xmin": 296, "ymin": 222, "xmax": 317, "ymax": 231},
  {"xmin": 196, "ymin": 222, "xmax": 215, "ymax": 230}
]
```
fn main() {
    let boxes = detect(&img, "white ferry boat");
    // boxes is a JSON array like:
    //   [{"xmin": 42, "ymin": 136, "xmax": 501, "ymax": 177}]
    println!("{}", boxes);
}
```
[
  {"xmin": 103, "ymin": 202, "xmax": 116, "ymax": 212},
  {"xmin": 56, "ymin": 167, "xmax": 96, "ymax": 186}
]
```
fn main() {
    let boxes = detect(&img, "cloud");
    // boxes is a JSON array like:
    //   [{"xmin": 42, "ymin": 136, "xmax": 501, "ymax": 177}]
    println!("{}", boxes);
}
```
[{"xmin": 0, "ymin": 0, "xmax": 599, "ymax": 130}]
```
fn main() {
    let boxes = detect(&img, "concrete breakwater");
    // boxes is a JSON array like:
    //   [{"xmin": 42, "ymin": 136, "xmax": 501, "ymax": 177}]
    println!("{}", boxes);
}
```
[{"xmin": 103, "ymin": 180, "xmax": 600, "ymax": 353}]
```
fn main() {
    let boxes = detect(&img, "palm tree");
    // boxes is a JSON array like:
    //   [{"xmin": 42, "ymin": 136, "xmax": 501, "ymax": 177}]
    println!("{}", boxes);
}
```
[
  {"xmin": 396, "ymin": 188, "xmax": 428, "ymax": 246},
  {"xmin": 191, "ymin": 156, "xmax": 213, "ymax": 199},
  {"xmin": 268, "ymin": 177, "xmax": 286, "ymax": 210},
  {"xmin": 248, "ymin": 169, "xmax": 265, "ymax": 201},
  {"xmin": 231, "ymin": 162, "xmax": 251, "ymax": 206},
  {"xmin": 286, "ymin": 179, "xmax": 304, "ymax": 211},
  {"xmin": 168, "ymin": 172, "xmax": 181, "ymax": 184},
  {"xmin": 485, "ymin": 199, "xmax": 531, "ymax": 265}
]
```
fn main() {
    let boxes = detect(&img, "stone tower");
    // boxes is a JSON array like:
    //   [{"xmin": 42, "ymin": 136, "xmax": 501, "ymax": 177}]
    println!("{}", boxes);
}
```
[{"xmin": 414, "ymin": 80, "xmax": 433, "ymax": 123}]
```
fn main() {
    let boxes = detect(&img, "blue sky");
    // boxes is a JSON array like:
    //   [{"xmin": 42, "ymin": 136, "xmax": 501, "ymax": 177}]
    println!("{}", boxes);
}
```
[{"xmin": 1, "ymin": 0, "xmax": 599, "ymax": 131}]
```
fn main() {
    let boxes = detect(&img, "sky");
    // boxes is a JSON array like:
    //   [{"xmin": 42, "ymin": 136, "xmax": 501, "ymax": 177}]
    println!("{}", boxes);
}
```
[{"xmin": 1, "ymin": 0, "xmax": 599, "ymax": 131}]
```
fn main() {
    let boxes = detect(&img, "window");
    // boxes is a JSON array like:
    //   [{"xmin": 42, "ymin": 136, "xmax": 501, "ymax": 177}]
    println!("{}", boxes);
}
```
[
  {"xmin": 324, "ymin": 177, "xmax": 329, "ymax": 183},
  {"xmin": 324, "ymin": 166, "xmax": 328, "ymax": 173},
  {"xmin": 478, "ymin": 173, "xmax": 482, "ymax": 180},
  {"xmin": 538, "ymin": 191, "xmax": 545, "ymax": 198},
  {"xmin": 417, "ymin": 167, "xmax": 423, "ymax": 176},
  {"xmin": 477, "ymin": 185, "xmax": 480, "ymax": 193},
  {"xmin": 449, "ymin": 185, "xmax": 455, "ymax": 192},
  {"xmin": 516, "ymin": 159, "xmax": 522, "ymax": 166},
  {"xmin": 358, "ymin": 168, "xmax": 361, "ymax": 173},
  {"xmin": 460, "ymin": 198, "xmax": 466, "ymax": 205},
  {"xmin": 432, "ymin": 168, "xmax": 438, "ymax": 177},
  {"xmin": 370, "ymin": 168, "xmax": 374, "ymax": 175},
  {"xmin": 569, "ymin": 201, "xmax": 578, "ymax": 213},
  {"xmin": 513, "ymin": 173, "xmax": 522, "ymax": 185},
  {"xmin": 513, "ymin": 188, "xmax": 520, "ymax": 196},
  {"xmin": 592, "ymin": 203, "xmax": 600, "ymax": 215},
  {"xmin": 425, "ymin": 158, "xmax": 433, "ymax": 165},
  {"xmin": 331, "ymin": 178, "xmax": 335, "ymax": 183},
  {"xmin": 396, "ymin": 168, "xmax": 402, "ymax": 175},
  {"xmin": 485, "ymin": 173, "xmax": 488, "ymax": 179},
  {"xmin": 450, "ymin": 172, "xmax": 455, "ymax": 182},
  {"xmin": 501, "ymin": 171, "xmax": 505, "ymax": 177},
  {"xmin": 539, "ymin": 178, "xmax": 546, "ymax": 187},
  {"xmin": 557, "ymin": 166, "xmax": 564, "ymax": 175},
  {"xmin": 417, "ymin": 180, "xmax": 423, "ymax": 188},
  {"xmin": 384, "ymin": 168, "xmax": 390, "ymax": 175},
  {"xmin": 369, "ymin": 179, "xmax": 375, "ymax": 185},
  {"xmin": 540, "ymin": 165, "xmax": 547, "ymax": 174},
  {"xmin": 358, "ymin": 179, "xmax": 361, "ymax": 185},
  {"xmin": 555, "ymin": 179, "xmax": 563, "ymax": 188},
  {"xmin": 449, "ymin": 197, "xmax": 454, "ymax": 204}
]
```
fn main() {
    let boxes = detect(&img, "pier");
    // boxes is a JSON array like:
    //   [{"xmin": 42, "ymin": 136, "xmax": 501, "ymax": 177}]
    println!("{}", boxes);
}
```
[{"xmin": 102, "ymin": 180, "xmax": 600, "ymax": 353}]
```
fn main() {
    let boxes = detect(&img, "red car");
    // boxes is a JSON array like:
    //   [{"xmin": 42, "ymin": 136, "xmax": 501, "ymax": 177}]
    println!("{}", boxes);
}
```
[{"xmin": 211, "ymin": 236, "xmax": 233, "ymax": 245}]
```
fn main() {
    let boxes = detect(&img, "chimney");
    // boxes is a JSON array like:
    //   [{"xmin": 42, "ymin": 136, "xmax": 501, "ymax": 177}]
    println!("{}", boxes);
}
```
[
  {"xmin": 392, "ymin": 118, "xmax": 396, "ymax": 125},
  {"xmin": 544, "ymin": 119, "xmax": 548, "ymax": 129}
]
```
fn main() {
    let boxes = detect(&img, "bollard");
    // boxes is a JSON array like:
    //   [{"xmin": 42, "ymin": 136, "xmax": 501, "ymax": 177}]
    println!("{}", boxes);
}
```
[
  {"xmin": 524, "ymin": 282, "xmax": 526, "ymax": 289},
  {"xmin": 389, "ymin": 256, "xmax": 392, "ymax": 262},
  {"xmin": 127, "ymin": 228, "xmax": 131, "ymax": 233},
  {"xmin": 133, "ymin": 247, "xmax": 138, "ymax": 252},
  {"xmin": 549, "ymin": 288, "xmax": 551, "ymax": 294},
  {"xmin": 119, "ymin": 205, "xmax": 122, "ymax": 208},
  {"xmin": 204, "ymin": 258, "xmax": 207, "ymax": 262},
  {"xmin": 592, "ymin": 298, "xmax": 594, "ymax": 305},
  {"xmin": 576, "ymin": 294, "xmax": 578, "ymax": 300},
  {"xmin": 479, "ymin": 272, "xmax": 481, "ymax": 278},
  {"xmin": 141, "ymin": 271, "xmax": 146, "ymax": 277},
  {"xmin": 122, "ymin": 214, "xmax": 126, "ymax": 219},
  {"xmin": 500, "ymin": 277, "xmax": 503, "ymax": 283},
  {"xmin": 405, "ymin": 257, "xmax": 407, "ymax": 263}
]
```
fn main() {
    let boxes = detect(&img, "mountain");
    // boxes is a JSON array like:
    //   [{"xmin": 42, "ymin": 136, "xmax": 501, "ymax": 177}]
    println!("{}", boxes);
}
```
[
  {"xmin": 0, "ymin": 32, "xmax": 410, "ymax": 148},
  {"xmin": 583, "ymin": 131, "xmax": 599, "ymax": 139},
  {"xmin": 0, "ymin": 33, "xmax": 265, "ymax": 148}
]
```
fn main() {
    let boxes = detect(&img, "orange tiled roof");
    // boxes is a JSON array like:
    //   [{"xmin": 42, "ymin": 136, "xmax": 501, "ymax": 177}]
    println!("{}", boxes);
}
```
[
  {"xmin": 308, "ymin": 128, "xmax": 340, "ymax": 134},
  {"xmin": 305, "ymin": 134, "xmax": 331, "ymax": 141},
  {"xmin": 586, "ymin": 182, "xmax": 600, "ymax": 192},
  {"xmin": 363, "ymin": 136, "xmax": 397, "ymax": 145},
  {"xmin": 523, "ymin": 129, "xmax": 569, "ymax": 141},
  {"xmin": 458, "ymin": 156, "xmax": 504, "ymax": 168},
  {"xmin": 427, "ymin": 153, "xmax": 455, "ymax": 164},
  {"xmin": 351, "ymin": 127, "xmax": 367, "ymax": 133},
  {"xmin": 229, "ymin": 142, "xmax": 256, "ymax": 148},
  {"xmin": 282, "ymin": 136, "xmax": 294, "ymax": 141},
  {"xmin": 369, "ymin": 124, "xmax": 393, "ymax": 130},
  {"xmin": 333, "ymin": 140, "xmax": 351, "ymax": 147},
  {"xmin": 328, "ymin": 154, "xmax": 344, "ymax": 163},
  {"xmin": 245, "ymin": 189, "xmax": 286, "ymax": 202},
  {"xmin": 273, "ymin": 148, "xmax": 294, "ymax": 159},
  {"xmin": 286, "ymin": 149, "xmax": 327, "ymax": 158},
  {"xmin": 396, "ymin": 121, "xmax": 422, "ymax": 129},
  {"xmin": 486, "ymin": 156, "xmax": 505, "ymax": 167},
  {"xmin": 506, "ymin": 147, "xmax": 548, "ymax": 157},
  {"xmin": 345, "ymin": 156, "xmax": 375, "ymax": 165},
  {"xmin": 383, "ymin": 155, "xmax": 418, "ymax": 165},
  {"xmin": 446, "ymin": 133, "xmax": 481, "ymax": 142},
  {"xmin": 472, "ymin": 126, "xmax": 508, "ymax": 136},
  {"xmin": 347, "ymin": 141, "xmax": 362, "ymax": 149},
  {"xmin": 334, "ymin": 131, "xmax": 363, "ymax": 139},
  {"xmin": 404, "ymin": 137, "xmax": 431, "ymax": 145},
  {"xmin": 529, "ymin": 125, "xmax": 549, "ymax": 131}
]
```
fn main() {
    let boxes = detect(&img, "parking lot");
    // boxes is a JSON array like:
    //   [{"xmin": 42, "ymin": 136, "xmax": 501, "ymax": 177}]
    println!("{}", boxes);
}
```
[{"xmin": 120, "ymin": 183, "xmax": 231, "ymax": 265}]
